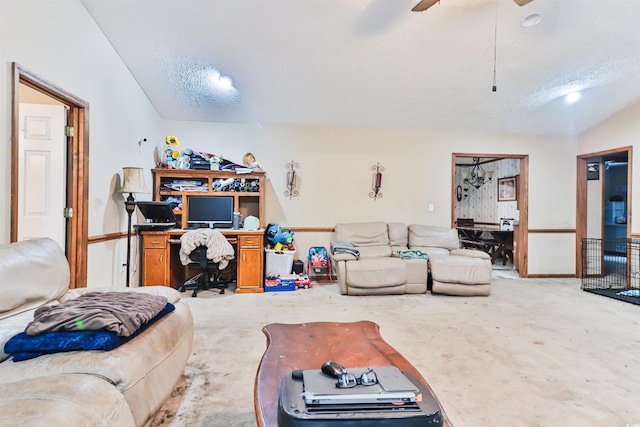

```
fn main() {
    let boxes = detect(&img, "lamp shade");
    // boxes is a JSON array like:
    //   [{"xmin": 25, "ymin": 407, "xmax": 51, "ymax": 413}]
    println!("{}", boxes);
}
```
[{"xmin": 120, "ymin": 167, "xmax": 149, "ymax": 194}]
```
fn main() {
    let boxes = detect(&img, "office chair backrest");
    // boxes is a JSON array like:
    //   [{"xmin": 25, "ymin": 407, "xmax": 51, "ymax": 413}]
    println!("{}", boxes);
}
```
[{"xmin": 189, "ymin": 245, "xmax": 210, "ymax": 269}]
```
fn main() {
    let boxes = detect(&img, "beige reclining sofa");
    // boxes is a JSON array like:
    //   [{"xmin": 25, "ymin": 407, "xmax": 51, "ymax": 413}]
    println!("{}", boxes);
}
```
[
  {"xmin": 0, "ymin": 238, "xmax": 195, "ymax": 427},
  {"xmin": 331, "ymin": 222, "xmax": 492, "ymax": 296}
]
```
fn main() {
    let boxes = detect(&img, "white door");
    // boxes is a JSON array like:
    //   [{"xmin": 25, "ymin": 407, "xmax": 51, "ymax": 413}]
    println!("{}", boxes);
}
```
[{"xmin": 18, "ymin": 103, "xmax": 67, "ymax": 248}]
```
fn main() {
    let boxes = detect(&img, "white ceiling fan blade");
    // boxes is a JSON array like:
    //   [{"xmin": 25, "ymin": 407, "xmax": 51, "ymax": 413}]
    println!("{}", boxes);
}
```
[
  {"xmin": 513, "ymin": 0, "xmax": 534, "ymax": 6},
  {"xmin": 412, "ymin": 0, "xmax": 440, "ymax": 12}
]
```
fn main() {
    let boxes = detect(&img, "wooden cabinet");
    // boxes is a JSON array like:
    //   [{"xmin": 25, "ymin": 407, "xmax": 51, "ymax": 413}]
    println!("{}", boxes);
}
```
[
  {"xmin": 151, "ymin": 168, "xmax": 265, "ymax": 229},
  {"xmin": 142, "ymin": 169, "xmax": 267, "ymax": 291},
  {"xmin": 142, "ymin": 234, "xmax": 169, "ymax": 287},
  {"xmin": 236, "ymin": 235, "xmax": 264, "ymax": 293}
]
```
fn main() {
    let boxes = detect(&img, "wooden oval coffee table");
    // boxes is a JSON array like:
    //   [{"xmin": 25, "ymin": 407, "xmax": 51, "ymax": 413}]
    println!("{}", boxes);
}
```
[{"xmin": 254, "ymin": 321, "xmax": 452, "ymax": 426}]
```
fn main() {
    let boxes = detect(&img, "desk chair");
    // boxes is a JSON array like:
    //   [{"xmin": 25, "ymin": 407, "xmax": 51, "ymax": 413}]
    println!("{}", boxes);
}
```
[
  {"xmin": 179, "ymin": 229, "xmax": 235, "ymax": 297},
  {"xmin": 179, "ymin": 246, "xmax": 230, "ymax": 297}
]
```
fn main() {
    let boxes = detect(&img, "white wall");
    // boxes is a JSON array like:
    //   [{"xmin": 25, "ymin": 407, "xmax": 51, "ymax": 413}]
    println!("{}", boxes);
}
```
[
  {"xmin": 163, "ymin": 122, "xmax": 578, "ymax": 273},
  {"xmin": 579, "ymin": 101, "xmax": 640, "ymax": 234},
  {"xmin": 0, "ymin": 0, "xmax": 164, "ymax": 287}
]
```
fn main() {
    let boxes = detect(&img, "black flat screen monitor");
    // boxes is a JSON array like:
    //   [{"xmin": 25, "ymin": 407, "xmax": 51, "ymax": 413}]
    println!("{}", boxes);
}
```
[{"xmin": 187, "ymin": 196, "xmax": 234, "ymax": 228}]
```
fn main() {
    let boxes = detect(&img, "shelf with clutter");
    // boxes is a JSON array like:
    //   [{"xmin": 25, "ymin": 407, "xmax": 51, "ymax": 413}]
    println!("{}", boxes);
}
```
[{"xmin": 151, "ymin": 135, "xmax": 266, "ymax": 229}]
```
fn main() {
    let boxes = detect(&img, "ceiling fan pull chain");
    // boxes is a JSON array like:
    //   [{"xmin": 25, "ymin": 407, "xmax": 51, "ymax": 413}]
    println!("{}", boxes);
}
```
[{"xmin": 492, "ymin": 0, "xmax": 498, "ymax": 92}]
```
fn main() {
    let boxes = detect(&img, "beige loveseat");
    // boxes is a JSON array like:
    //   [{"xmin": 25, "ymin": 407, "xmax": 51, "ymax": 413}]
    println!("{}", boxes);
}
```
[
  {"xmin": 0, "ymin": 238, "xmax": 194, "ymax": 426},
  {"xmin": 331, "ymin": 222, "xmax": 492, "ymax": 296}
]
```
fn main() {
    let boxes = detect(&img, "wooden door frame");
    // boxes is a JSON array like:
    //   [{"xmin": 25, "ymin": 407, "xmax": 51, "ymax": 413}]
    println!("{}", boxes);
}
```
[
  {"xmin": 452, "ymin": 153, "xmax": 529, "ymax": 277},
  {"xmin": 11, "ymin": 63, "xmax": 89, "ymax": 289},
  {"xmin": 576, "ymin": 146, "xmax": 632, "ymax": 277}
]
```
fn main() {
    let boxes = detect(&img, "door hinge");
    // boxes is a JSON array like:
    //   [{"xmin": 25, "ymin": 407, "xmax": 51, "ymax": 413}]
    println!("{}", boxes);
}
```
[
  {"xmin": 64, "ymin": 126, "xmax": 74, "ymax": 137},
  {"xmin": 64, "ymin": 207, "xmax": 73, "ymax": 218}
]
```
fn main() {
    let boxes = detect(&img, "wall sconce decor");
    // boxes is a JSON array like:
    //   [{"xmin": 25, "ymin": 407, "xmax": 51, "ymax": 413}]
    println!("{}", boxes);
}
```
[
  {"xmin": 119, "ymin": 167, "xmax": 149, "ymax": 287},
  {"xmin": 462, "ymin": 158, "xmax": 494, "ymax": 189},
  {"xmin": 456, "ymin": 185, "xmax": 463, "ymax": 201},
  {"xmin": 284, "ymin": 160, "xmax": 299, "ymax": 199},
  {"xmin": 369, "ymin": 162, "xmax": 384, "ymax": 200}
]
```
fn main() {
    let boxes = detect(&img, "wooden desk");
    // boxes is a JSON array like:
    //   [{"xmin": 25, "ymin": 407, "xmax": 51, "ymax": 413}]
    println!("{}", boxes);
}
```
[
  {"xmin": 138, "ymin": 228, "xmax": 265, "ymax": 293},
  {"xmin": 254, "ymin": 321, "xmax": 452, "ymax": 427},
  {"xmin": 456, "ymin": 226, "xmax": 513, "ymax": 264}
]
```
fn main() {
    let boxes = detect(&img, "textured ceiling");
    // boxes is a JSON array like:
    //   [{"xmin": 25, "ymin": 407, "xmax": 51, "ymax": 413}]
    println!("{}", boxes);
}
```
[{"xmin": 81, "ymin": 0, "xmax": 640, "ymax": 136}]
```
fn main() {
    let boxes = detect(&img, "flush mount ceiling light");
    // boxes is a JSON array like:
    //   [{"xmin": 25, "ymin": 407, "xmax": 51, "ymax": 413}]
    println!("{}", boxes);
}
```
[
  {"xmin": 565, "ymin": 91, "xmax": 582, "ymax": 104},
  {"xmin": 521, "ymin": 12, "xmax": 543, "ymax": 28},
  {"xmin": 218, "ymin": 75, "xmax": 234, "ymax": 89},
  {"xmin": 207, "ymin": 68, "xmax": 236, "ymax": 92}
]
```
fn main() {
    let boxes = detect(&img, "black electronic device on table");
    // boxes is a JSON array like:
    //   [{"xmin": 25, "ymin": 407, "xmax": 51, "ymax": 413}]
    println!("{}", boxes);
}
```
[
  {"xmin": 136, "ymin": 201, "xmax": 176, "ymax": 230},
  {"xmin": 278, "ymin": 363, "xmax": 443, "ymax": 426}
]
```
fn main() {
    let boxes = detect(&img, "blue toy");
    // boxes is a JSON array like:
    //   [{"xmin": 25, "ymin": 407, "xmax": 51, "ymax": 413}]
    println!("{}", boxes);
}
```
[{"xmin": 266, "ymin": 224, "xmax": 295, "ymax": 250}]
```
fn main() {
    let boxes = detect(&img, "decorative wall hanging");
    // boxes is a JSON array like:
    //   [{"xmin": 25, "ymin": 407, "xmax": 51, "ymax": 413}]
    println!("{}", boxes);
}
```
[
  {"xmin": 587, "ymin": 162, "xmax": 600, "ymax": 180},
  {"xmin": 498, "ymin": 176, "xmax": 517, "ymax": 201},
  {"xmin": 285, "ymin": 160, "xmax": 299, "ymax": 199},
  {"xmin": 456, "ymin": 185, "xmax": 463, "ymax": 201},
  {"xmin": 462, "ymin": 158, "xmax": 494, "ymax": 189},
  {"xmin": 369, "ymin": 162, "xmax": 384, "ymax": 201}
]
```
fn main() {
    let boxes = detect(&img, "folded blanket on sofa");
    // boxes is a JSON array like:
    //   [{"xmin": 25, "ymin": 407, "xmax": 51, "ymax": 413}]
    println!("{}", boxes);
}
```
[
  {"xmin": 394, "ymin": 249, "xmax": 429, "ymax": 260},
  {"xmin": 5, "ymin": 302, "xmax": 175, "ymax": 362},
  {"xmin": 330, "ymin": 242, "xmax": 360, "ymax": 259},
  {"xmin": 25, "ymin": 291, "xmax": 168, "ymax": 337}
]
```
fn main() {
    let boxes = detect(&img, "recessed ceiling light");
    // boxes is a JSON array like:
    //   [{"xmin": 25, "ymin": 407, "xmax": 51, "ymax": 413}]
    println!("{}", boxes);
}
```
[
  {"xmin": 565, "ymin": 91, "xmax": 582, "ymax": 104},
  {"xmin": 521, "ymin": 13, "xmax": 543, "ymax": 28}
]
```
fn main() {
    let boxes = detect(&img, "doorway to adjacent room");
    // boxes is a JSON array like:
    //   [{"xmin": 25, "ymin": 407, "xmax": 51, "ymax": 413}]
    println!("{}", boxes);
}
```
[
  {"xmin": 11, "ymin": 63, "xmax": 90, "ymax": 289},
  {"xmin": 451, "ymin": 153, "xmax": 529, "ymax": 278}
]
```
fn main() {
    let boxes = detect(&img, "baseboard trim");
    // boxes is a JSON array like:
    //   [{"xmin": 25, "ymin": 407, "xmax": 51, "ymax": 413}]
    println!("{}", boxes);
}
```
[{"xmin": 526, "ymin": 274, "xmax": 576, "ymax": 278}]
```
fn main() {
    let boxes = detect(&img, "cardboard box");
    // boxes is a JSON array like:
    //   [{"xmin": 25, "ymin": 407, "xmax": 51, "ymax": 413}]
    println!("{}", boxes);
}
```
[{"xmin": 264, "ymin": 274, "xmax": 297, "ymax": 292}]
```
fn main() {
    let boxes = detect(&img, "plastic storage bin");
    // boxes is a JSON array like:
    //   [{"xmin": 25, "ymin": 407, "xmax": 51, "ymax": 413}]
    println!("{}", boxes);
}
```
[
  {"xmin": 264, "ymin": 274, "xmax": 297, "ymax": 292},
  {"xmin": 265, "ymin": 249, "xmax": 295, "ymax": 277}
]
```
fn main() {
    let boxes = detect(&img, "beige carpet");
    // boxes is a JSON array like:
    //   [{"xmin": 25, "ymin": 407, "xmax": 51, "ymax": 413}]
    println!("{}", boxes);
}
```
[{"xmin": 150, "ymin": 276, "xmax": 640, "ymax": 427}]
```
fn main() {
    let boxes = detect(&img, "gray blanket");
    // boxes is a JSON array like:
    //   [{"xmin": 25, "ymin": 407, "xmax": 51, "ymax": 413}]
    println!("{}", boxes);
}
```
[
  {"xmin": 25, "ymin": 292, "xmax": 168, "ymax": 337},
  {"xmin": 330, "ymin": 241, "xmax": 360, "ymax": 259}
]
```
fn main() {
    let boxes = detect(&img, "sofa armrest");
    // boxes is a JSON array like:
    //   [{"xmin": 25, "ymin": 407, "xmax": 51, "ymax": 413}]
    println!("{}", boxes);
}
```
[{"xmin": 330, "ymin": 253, "xmax": 358, "ymax": 262}]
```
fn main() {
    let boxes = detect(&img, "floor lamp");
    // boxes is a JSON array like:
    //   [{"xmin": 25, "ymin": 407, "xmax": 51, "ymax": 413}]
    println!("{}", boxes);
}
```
[{"xmin": 119, "ymin": 167, "xmax": 149, "ymax": 287}]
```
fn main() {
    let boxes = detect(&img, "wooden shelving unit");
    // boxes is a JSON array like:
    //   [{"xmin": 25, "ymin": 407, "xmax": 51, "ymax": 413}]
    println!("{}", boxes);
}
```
[{"xmin": 151, "ymin": 168, "xmax": 266, "ymax": 229}]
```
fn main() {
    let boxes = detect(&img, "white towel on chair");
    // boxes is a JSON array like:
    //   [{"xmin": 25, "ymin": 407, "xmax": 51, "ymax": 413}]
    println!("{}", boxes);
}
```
[{"xmin": 179, "ymin": 229, "xmax": 235, "ymax": 269}]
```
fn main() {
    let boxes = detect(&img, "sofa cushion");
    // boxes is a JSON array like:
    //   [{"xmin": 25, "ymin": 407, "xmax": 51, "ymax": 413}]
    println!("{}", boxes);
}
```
[
  {"xmin": 0, "ymin": 238, "xmax": 69, "ymax": 321},
  {"xmin": 335, "ymin": 222, "xmax": 389, "ymax": 247},
  {"xmin": 357, "ymin": 246, "xmax": 392, "ymax": 258},
  {"xmin": 346, "ymin": 258, "xmax": 406, "ymax": 288},
  {"xmin": 429, "ymin": 256, "xmax": 492, "ymax": 285},
  {"xmin": 387, "ymin": 222, "xmax": 408, "ymax": 247},
  {"xmin": 409, "ymin": 224, "xmax": 459, "ymax": 251},
  {"xmin": 450, "ymin": 248, "xmax": 491, "ymax": 259}
]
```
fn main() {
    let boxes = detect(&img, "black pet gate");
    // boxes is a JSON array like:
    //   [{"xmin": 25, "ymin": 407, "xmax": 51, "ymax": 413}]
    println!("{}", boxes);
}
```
[{"xmin": 581, "ymin": 238, "xmax": 640, "ymax": 305}]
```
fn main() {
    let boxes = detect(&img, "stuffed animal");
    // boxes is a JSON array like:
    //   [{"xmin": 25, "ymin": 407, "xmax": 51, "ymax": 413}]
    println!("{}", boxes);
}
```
[{"xmin": 266, "ymin": 223, "xmax": 295, "ymax": 250}]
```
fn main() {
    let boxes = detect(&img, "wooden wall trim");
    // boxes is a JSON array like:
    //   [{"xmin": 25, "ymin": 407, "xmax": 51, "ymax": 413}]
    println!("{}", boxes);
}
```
[
  {"xmin": 287, "ymin": 227, "xmax": 335, "ymax": 232},
  {"xmin": 88, "ymin": 231, "xmax": 132, "ymax": 244},
  {"xmin": 527, "ymin": 274, "xmax": 577, "ymax": 278}
]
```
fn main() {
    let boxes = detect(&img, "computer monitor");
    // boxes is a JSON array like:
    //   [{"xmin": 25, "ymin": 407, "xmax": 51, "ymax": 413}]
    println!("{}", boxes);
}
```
[{"xmin": 187, "ymin": 196, "xmax": 234, "ymax": 228}]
